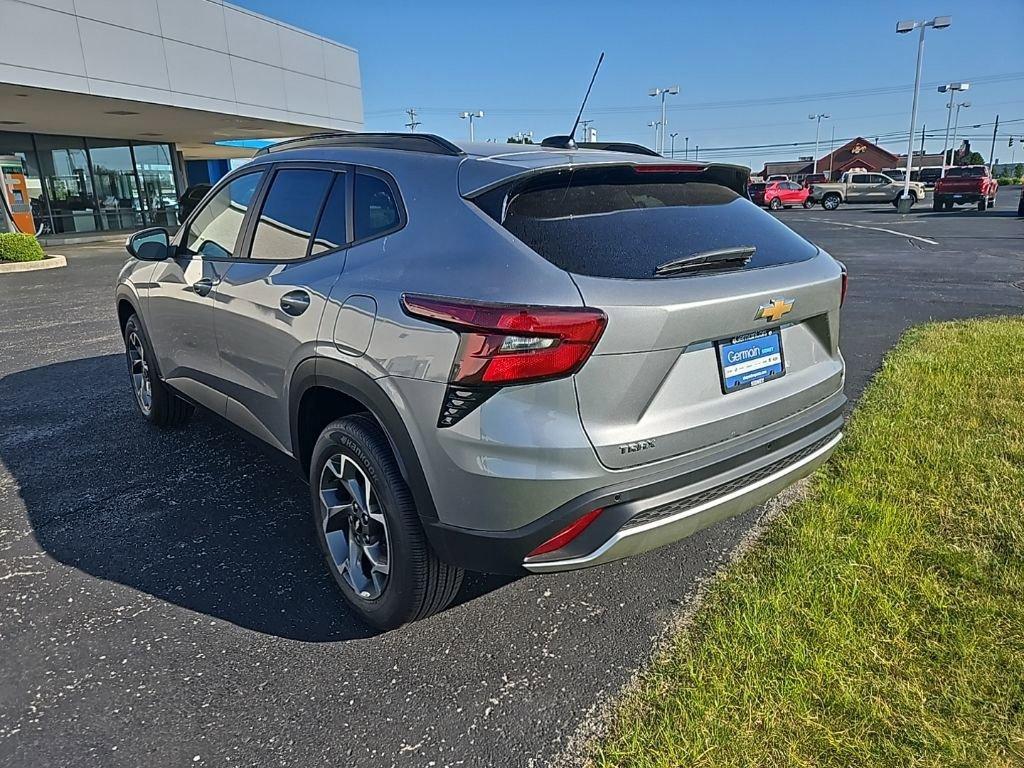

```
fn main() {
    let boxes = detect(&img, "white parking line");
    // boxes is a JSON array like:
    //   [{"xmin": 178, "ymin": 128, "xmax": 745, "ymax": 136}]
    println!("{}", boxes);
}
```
[{"xmin": 805, "ymin": 218, "xmax": 939, "ymax": 245}]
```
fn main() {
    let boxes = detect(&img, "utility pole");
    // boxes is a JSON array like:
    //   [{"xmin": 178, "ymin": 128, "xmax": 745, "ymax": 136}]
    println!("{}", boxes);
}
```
[
  {"xmin": 989, "ymin": 114, "xmax": 999, "ymax": 167},
  {"xmin": 828, "ymin": 124, "xmax": 836, "ymax": 180},
  {"xmin": 920, "ymin": 123, "xmax": 926, "ymax": 155},
  {"xmin": 578, "ymin": 119, "xmax": 593, "ymax": 142},
  {"xmin": 405, "ymin": 108, "xmax": 421, "ymax": 132},
  {"xmin": 895, "ymin": 15, "xmax": 952, "ymax": 211}
]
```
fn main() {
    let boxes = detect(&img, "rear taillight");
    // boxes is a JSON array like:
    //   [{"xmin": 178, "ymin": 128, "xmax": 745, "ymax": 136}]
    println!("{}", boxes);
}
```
[
  {"xmin": 839, "ymin": 262, "xmax": 848, "ymax": 306},
  {"xmin": 527, "ymin": 508, "xmax": 604, "ymax": 557},
  {"xmin": 401, "ymin": 295, "xmax": 607, "ymax": 427}
]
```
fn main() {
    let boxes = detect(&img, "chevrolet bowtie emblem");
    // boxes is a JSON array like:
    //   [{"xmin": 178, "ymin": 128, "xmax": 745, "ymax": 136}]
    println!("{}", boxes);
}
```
[{"xmin": 755, "ymin": 298, "xmax": 795, "ymax": 323}]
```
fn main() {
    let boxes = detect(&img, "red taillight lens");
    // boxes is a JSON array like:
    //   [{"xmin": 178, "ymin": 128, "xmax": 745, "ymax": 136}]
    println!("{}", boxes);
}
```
[
  {"xmin": 401, "ymin": 294, "xmax": 607, "ymax": 386},
  {"xmin": 527, "ymin": 508, "xmax": 604, "ymax": 557},
  {"xmin": 839, "ymin": 262, "xmax": 849, "ymax": 306}
]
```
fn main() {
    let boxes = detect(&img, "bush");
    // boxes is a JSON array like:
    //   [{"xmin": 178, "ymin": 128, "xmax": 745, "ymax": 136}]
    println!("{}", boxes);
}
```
[
  {"xmin": 997, "ymin": 176, "xmax": 1022, "ymax": 186},
  {"xmin": 0, "ymin": 232, "xmax": 46, "ymax": 262}
]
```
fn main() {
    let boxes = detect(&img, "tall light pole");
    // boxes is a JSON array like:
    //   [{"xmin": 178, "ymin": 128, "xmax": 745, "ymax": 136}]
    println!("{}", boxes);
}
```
[
  {"xmin": 647, "ymin": 121, "xmax": 661, "ymax": 151},
  {"xmin": 938, "ymin": 82, "xmax": 969, "ymax": 176},
  {"xmin": 685, "ymin": 136, "xmax": 689, "ymax": 160},
  {"xmin": 950, "ymin": 100, "xmax": 970, "ymax": 166},
  {"xmin": 649, "ymin": 86, "xmax": 679, "ymax": 155},
  {"xmin": 895, "ymin": 16, "xmax": 951, "ymax": 210},
  {"xmin": 809, "ymin": 113, "xmax": 830, "ymax": 177},
  {"xmin": 669, "ymin": 132, "xmax": 678, "ymax": 158},
  {"xmin": 459, "ymin": 110, "xmax": 484, "ymax": 142}
]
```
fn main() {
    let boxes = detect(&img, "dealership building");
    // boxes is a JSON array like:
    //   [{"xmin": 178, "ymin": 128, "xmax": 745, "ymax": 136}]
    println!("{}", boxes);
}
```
[{"xmin": 0, "ymin": 0, "xmax": 363, "ymax": 237}]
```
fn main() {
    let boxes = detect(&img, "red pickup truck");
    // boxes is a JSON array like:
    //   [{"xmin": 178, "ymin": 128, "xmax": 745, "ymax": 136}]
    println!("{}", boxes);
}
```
[{"xmin": 933, "ymin": 166, "xmax": 999, "ymax": 211}]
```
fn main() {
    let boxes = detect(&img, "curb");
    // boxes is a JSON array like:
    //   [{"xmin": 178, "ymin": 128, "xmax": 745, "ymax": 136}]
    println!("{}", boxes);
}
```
[{"xmin": 0, "ymin": 255, "xmax": 67, "ymax": 274}]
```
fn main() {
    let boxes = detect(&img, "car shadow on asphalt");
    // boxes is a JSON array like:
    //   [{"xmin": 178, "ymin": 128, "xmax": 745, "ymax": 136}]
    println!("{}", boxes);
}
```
[{"xmin": 0, "ymin": 354, "xmax": 516, "ymax": 642}]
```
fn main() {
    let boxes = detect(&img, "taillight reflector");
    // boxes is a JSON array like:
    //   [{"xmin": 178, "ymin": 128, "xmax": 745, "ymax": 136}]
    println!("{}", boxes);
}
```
[{"xmin": 527, "ymin": 508, "xmax": 604, "ymax": 557}]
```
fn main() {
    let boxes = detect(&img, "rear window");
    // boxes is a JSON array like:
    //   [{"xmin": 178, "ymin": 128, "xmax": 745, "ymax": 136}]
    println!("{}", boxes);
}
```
[
  {"xmin": 748, "ymin": 183, "xmax": 767, "ymax": 192},
  {"xmin": 944, "ymin": 167, "xmax": 986, "ymax": 177},
  {"xmin": 491, "ymin": 167, "xmax": 818, "ymax": 279}
]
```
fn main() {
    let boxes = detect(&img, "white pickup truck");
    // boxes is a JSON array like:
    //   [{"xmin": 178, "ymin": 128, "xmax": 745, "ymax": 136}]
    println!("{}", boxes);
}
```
[{"xmin": 811, "ymin": 171, "xmax": 927, "ymax": 210}]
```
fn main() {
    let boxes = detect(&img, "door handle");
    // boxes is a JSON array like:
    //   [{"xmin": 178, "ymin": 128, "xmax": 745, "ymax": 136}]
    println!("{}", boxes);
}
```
[
  {"xmin": 191, "ymin": 277, "xmax": 214, "ymax": 297},
  {"xmin": 280, "ymin": 290, "xmax": 311, "ymax": 317}
]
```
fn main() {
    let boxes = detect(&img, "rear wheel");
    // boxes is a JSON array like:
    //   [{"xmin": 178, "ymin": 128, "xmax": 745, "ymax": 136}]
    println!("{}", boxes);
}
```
[
  {"xmin": 309, "ymin": 414, "xmax": 463, "ymax": 630},
  {"xmin": 769, "ymin": 197, "xmax": 783, "ymax": 210},
  {"xmin": 821, "ymin": 193, "xmax": 841, "ymax": 211},
  {"xmin": 932, "ymin": 198, "xmax": 943, "ymax": 211},
  {"xmin": 123, "ymin": 314, "xmax": 193, "ymax": 427}
]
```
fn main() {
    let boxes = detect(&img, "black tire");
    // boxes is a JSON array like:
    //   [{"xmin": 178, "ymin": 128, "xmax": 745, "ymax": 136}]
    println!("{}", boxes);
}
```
[
  {"xmin": 769, "ymin": 197, "xmax": 783, "ymax": 210},
  {"xmin": 802, "ymin": 199, "xmax": 814, "ymax": 209},
  {"xmin": 944, "ymin": 200, "xmax": 954, "ymax": 210},
  {"xmin": 309, "ymin": 414, "xmax": 463, "ymax": 630},
  {"xmin": 123, "ymin": 314, "xmax": 193, "ymax": 427},
  {"xmin": 821, "ymin": 193, "xmax": 841, "ymax": 211},
  {"xmin": 932, "ymin": 199, "xmax": 943, "ymax": 211},
  {"xmin": 977, "ymin": 197, "xmax": 987, "ymax": 211}
]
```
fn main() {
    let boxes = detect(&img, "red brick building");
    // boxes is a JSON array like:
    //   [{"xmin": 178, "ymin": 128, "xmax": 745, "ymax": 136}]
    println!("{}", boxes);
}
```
[{"xmin": 762, "ymin": 137, "xmax": 901, "ymax": 181}]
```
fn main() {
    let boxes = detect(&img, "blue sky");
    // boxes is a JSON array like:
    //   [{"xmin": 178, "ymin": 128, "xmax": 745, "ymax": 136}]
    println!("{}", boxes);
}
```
[{"xmin": 233, "ymin": 0, "xmax": 1024, "ymax": 170}]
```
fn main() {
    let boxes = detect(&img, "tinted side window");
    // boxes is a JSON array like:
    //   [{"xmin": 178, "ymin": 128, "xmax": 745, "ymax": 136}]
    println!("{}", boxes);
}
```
[
  {"xmin": 312, "ymin": 173, "xmax": 348, "ymax": 255},
  {"xmin": 185, "ymin": 172, "xmax": 263, "ymax": 258},
  {"xmin": 250, "ymin": 169, "xmax": 333, "ymax": 261},
  {"xmin": 869, "ymin": 175, "xmax": 888, "ymax": 184},
  {"xmin": 851, "ymin": 174, "xmax": 870, "ymax": 184},
  {"xmin": 354, "ymin": 173, "xmax": 400, "ymax": 241}
]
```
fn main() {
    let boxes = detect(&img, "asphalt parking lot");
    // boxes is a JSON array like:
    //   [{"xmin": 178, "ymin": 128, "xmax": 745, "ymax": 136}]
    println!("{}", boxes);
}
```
[{"xmin": 1, "ymin": 190, "xmax": 1021, "ymax": 767}]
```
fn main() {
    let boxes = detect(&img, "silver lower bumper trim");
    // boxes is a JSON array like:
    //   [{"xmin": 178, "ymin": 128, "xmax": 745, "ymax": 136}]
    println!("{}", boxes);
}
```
[{"xmin": 523, "ymin": 431, "xmax": 842, "ymax": 574}]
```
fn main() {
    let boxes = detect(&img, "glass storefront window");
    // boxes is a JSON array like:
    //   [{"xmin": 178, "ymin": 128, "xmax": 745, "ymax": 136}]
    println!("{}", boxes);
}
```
[
  {"xmin": 87, "ymin": 139, "xmax": 144, "ymax": 232},
  {"xmin": 0, "ymin": 131, "xmax": 48, "ymax": 236},
  {"xmin": 35, "ymin": 134, "xmax": 99, "ymax": 235},
  {"xmin": 133, "ymin": 143, "xmax": 180, "ymax": 228}
]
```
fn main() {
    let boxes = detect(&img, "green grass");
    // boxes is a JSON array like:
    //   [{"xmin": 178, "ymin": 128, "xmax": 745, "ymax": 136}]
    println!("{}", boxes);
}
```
[
  {"xmin": 0, "ymin": 231, "xmax": 45, "ymax": 262},
  {"xmin": 590, "ymin": 318, "xmax": 1024, "ymax": 768}
]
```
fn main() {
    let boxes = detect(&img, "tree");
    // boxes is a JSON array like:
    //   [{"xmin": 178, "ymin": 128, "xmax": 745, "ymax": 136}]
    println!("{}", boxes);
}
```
[
  {"xmin": 506, "ymin": 135, "xmax": 534, "ymax": 144},
  {"xmin": 1014, "ymin": 163, "xmax": 1023, "ymax": 178},
  {"xmin": 964, "ymin": 151, "xmax": 985, "ymax": 165}
]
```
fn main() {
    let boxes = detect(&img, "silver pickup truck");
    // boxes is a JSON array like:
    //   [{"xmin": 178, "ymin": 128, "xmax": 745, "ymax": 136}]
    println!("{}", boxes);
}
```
[{"xmin": 811, "ymin": 171, "xmax": 927, "ymax": 210}]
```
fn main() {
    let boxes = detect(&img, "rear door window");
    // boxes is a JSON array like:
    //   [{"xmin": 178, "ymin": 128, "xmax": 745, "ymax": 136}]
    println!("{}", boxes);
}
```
[
  {"xmin": 493, "ymin": 166, "xmax": 818, "ymax": 280},
  {"xmin": 249, "ymin": 168, "xmax": 333, "ymax": 261}
]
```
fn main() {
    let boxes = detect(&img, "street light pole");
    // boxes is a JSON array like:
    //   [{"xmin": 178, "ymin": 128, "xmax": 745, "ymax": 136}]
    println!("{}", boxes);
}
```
[
  {"xmin": 669, "ymin": 132, "xmax": 678, "ymax": 158},
  {"xmin": 938, "ymin": 82, "xmax": 969, "ymax": 176},
  {"xmin": 684, "ymin": 137, "xmax": 689, "ymax": 160},
  {"xmin": 809, "ymin": 113, "xmax": 830, "ymax": 177},
  {"xmin": 459, "ymin": 110, "xmax": 484, "ymax": 142},
  {"xmin": 896, "ymin": 16, "xmax": 951, "ymax": 211},
  {"xmin": 950, "ymin": 100, "xmax": 970, "ymax": 166},
  {"xmin": 649, "ymin": 86, "xmax": 679, "ymax": 155},
  {"xmin": 648, "ymin": 121, "xmax": 661, "ymax": 151}
]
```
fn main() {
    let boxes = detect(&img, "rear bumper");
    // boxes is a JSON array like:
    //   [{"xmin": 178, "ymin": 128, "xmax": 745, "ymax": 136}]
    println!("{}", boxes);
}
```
[
  {"xmin": 423, "ymin": 394, "xmax": 844, "ymax": 574},
  {"xmin": 935, "ymin": 191, "xmax": 987, "ymax": 202},
  {"xmin": 524, "ymin": 430, "xmax": 840, "ymax": 573}
]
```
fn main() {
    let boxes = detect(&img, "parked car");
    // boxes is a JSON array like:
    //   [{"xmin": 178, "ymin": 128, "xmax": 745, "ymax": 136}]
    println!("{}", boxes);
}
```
[
  {"xmin": 811, "ymin": 171, "xmax": 926, "ymax": 210},
  {"xmin": 748, "ymin": 180, "xmax": 814, "ymax": 210},
  {"xmin": 917, "ymin": 166, "xmax": 944, "ymax": 187},
  {"xmin": 177, "ymin": 183, "xmax": 211, "ymax": 220},
  {"xmin": 766, "ymin": 174, "xmax": 790, "ymax": 182},
  {"xmin": 116, "ymin": 133, "xmax": 847, "ymax": 629},
  {"xmin": 803, "ymin": 173, "xmax": 829, "ymax": 186},
  {"xmin": 933, "ymin": 166, "xmax": 999, "ymax": 211},
  {"xmin": 882, "ymin": 168, "xmax": 907, "ymax": 182}
]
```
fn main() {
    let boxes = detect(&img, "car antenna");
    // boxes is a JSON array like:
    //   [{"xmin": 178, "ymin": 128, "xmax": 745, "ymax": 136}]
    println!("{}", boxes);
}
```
[{"xmin": 541, "ymin": 52, "xmax": 605, "ymax": 150}]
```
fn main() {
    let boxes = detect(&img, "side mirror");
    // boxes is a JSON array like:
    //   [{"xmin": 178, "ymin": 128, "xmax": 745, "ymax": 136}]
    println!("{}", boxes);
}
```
[{"xmin": 126, "ymin": 227, "xmax": 171, "ymax": 260}]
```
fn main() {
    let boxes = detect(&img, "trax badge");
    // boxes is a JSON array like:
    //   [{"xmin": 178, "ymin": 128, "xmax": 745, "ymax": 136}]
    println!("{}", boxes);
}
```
[
  {"xmin": 620, "ymin": 439, "xmax": 656, "ymax": 455},
  {"xmin": 755, "ymin": 298, "xmax": 795, "ymax": 323}
]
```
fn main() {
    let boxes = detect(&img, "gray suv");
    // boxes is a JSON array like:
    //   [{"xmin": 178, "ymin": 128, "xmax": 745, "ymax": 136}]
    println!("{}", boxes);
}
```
[{"xmin": 116, "ymin": 134, "xmax": 846, "ymax": 629}]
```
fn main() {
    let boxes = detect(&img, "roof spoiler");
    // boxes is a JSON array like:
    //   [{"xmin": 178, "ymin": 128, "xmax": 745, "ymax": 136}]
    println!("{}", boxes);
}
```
[{"xmin": 576, "ymin": 141, "xmax": 661, "ymax": 157}]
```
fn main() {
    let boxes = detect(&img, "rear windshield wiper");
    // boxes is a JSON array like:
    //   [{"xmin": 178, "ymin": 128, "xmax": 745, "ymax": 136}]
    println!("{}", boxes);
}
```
[{"xmin": 654, "ymin": 246, "xmax": 756, "ymax": 276}]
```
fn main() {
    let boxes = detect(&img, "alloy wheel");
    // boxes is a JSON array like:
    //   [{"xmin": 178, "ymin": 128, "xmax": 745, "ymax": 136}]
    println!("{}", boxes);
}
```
[
  {"xmin": 126, "ymin": 331, "xmax": 153, "ymax": 415},
  {"xmin": 319, "ymin": 452, "xmax": 391, "ymax": 600}
]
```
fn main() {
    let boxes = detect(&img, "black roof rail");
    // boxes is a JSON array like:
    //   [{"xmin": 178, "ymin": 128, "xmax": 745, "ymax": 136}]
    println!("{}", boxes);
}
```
[
  {"xmin": 254, "ymin": 132, "xmax": 465, "ymax": 157},
  {"xmin": 576, "ymin": 141, "xmax": 661, "ymax": 157}
]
